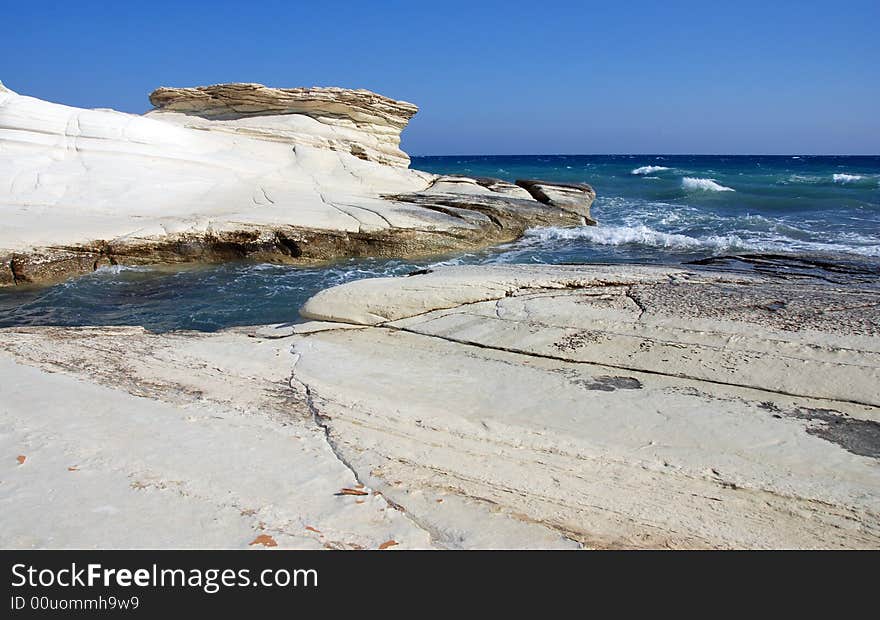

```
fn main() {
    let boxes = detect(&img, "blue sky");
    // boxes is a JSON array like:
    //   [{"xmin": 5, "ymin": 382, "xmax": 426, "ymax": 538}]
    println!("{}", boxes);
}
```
[{"xmin": 2, "ymin": 0, "xmax": 877, "ymax": 154}]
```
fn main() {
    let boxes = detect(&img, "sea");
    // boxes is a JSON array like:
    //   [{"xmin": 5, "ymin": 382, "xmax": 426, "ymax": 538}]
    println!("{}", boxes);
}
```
[{"xmin": 1, "ymin": 155, "xmax": 878, "ymax": 332}]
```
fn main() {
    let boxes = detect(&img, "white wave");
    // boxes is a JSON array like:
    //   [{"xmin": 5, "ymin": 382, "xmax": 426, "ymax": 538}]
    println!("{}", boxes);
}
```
[
  {"xmin": 682, "ymin": 177, "xmax": 735, "ymax": 192},
  {"xmin": 850, "ymin": 245, "xmax": 880, "ymax": 257},
  {"xmin": 631, "ymin": 165, "xmax": 670, "ymax": 175},
  {"xmin": 520, "ymin": 224, "xmax": 880, "ymax": 258},
  {"xmin": 833, "ymin": 173, "xmax": 864, "ymax": 183},
  {"xmin": 93, "ymin": 264, "xmax": 153, "ymax": 275},
  {"xmin": 523, "ymin": 224, "xmax": 751, "ymax": 251}
]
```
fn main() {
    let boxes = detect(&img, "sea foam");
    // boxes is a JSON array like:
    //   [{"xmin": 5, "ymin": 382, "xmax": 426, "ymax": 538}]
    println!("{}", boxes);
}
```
[
  {"xmin": 523, "ymin": 224, "xmax": 749, "ymax": 251},
  {"xmin": 833, "ymin": 173, "xmax": 864, "ymax": 183},
  {"xmin": 682, "ymin": 177, "xmax": 735, "ymax": 192},
  {"xmin": 520, "ymin": 223, "xmax": 880, "ymax": 258},
  {"xmin": 93, "ymin": 264, "xmax": 153, "ymax": 275},
  {"xmin": 631, "ymin": 165, "xmax": 670, "ymax": 175}
]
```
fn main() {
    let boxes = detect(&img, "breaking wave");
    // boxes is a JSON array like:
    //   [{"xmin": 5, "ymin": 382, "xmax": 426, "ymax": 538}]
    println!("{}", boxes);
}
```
[
  {"xmin": 631, "ymin": 165, "xmax": 670, "ymax": 175},
  {"xmin": 779, "ymin": 172, "xmax": 880, "ymax": 188},
  {"xmin": 517, "ymin": 223, "xmax": 880, "ymax": 258},
  {"xmin": 834, "ymin": 173, "xmax": 864, "ymax": 183},
  {"xmin": 522, "ymin": 224, "xmax": 751, "ymax": 251},
  {"xmin": 784, "ymin": 173, "xmax": 878, "ymax": 187},
  {"xmin": 682, "ymin": 177, "xmax": 735, "ymax": 192}
]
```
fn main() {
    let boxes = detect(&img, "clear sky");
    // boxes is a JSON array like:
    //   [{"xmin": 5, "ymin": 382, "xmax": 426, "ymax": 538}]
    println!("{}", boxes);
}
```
[{"xmin": 2, "ymin": 0, "xmax": 877, "ymax": 155}]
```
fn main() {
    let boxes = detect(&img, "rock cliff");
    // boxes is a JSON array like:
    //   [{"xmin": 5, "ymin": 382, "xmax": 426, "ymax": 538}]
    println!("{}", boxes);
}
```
[
  {"xmin": 0, "ymin": 81, "xmax": 593, "ymax": 286},
  {"xmin": 147, "ymin": 82, "xmax": 417, "ymax": 168}
]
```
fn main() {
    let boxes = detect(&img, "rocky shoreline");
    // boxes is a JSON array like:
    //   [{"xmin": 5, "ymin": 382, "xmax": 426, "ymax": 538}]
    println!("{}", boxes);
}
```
[
  {"xmin": 1, "ymin": 80, "xmax": 877, "ymax": 550},
  {"xmin": 0, "ymin": 81, "xmax": 593, "ymax": 286},
  {"xmin": 1, "ymin": 259, "xmax": 878, "ymax": 549}
]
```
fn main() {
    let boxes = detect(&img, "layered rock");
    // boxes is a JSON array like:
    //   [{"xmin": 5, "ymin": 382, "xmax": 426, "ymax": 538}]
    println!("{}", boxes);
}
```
[
  {"xmin": 293, "ymin": 262, "xmax": 880, "ymax": 548},
  {"xmin": 425, "ymin": 175, "xmax": 534, "ymax": 198},
  {"xmin": 0, "ymin": 328, "xmax": 438, "ymax": 550},
  {"xmin": 1, "ymin": 258, "xmax": 878, "ymax": 548},
  {"xmin": 147, "ymin": 82, "xmax": 418, "ymax": 168},
  {"xmin": 515, "ymin": 179, "xmax": 597, "ymax": 224},
  {"xmin": 0, "ymin": 81, "xmax": 589, "ymax": 286}
]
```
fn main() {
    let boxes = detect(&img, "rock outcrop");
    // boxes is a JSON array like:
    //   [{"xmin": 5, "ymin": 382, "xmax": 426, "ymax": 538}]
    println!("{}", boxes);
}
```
[
  {"xmin": 2, "ymin": 260, "xmax": 876, "ymax": 548},
  {"xmin": 147, "ymin": 82, "xmax": 418, "ymax": 168},
  {"xmin": 0, "ymin": 262, "xmax": 880, "ymax": 549},
  {"xmin": 426, "ymin": 175, "xmax": 535, "ymax": 198},
  {"xmin": 293, "ymin": 262, "xmax": 880, "ymax": 548},
  {"xmin": 515, "ymin": 179, "xmax": 597, "ymax": 224},
  {"xmin": 0, "ymin": 81, "xmax": 589, "ymax": 286}
]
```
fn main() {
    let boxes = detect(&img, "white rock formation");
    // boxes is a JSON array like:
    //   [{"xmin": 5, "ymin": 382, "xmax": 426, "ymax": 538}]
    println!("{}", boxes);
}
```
[
  {"xmin": 0, "ymin": 81, "xmax": 590, "ymax": 285},
  {"xmin": 146, "ymin": 82, "xmax": 418, "ymax": 168},
  {"xmin": 1, "ymin": 261, "xmax": 877, "ymax": 548},
  {"xmin": 0, "ymin": 329, "xmax": 438, "ymax": 550},
  {"xmin": 294, "ymin": 263, "xmax": 880, "ymax": 548},
  {"xmin": 515, "ymin": 179, "xmax": 597, "ymax": 224},
  {"xmin": 0, "ymin": 81, "xmax": 413, "ymax": 263}
]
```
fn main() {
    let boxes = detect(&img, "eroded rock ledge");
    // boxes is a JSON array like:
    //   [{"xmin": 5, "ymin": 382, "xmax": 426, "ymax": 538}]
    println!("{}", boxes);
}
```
[
  {"xmin": 0, "ymin": 192, "xmax": 583, "ymax": 286},
  {"xmin": 147, "ymin": 83, "xmax": 418, "ymax": 167},
  {"xmin": 515, "ymin": 179, "xmax": 597, "ymax": 224},
  {"xmin": 149, "ymin": 83, "xmax": 418, "ymax": 127},
  {"xmin": 0, "ymin": 81, "xmax": 595, "ymax": 287}
]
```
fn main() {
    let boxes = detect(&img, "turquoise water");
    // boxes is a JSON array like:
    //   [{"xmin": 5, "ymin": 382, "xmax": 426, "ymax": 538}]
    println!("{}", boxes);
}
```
[
  {"xmin": 1, "ymin": 155, "xmax": 878, "ymax": 332},
  {"xmin": 417, "ymin": 154, "xmax": 880, "ymax": 260}
]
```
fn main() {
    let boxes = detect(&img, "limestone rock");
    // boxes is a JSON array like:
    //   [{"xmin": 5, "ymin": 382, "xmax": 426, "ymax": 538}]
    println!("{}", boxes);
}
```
[
  {"xmin": 425, "ymin": 175, "xmax": 534, "ymax": 199},
  {"xmin": 0, "ymin": 82, "xmax": 590, "ymax": 286},
  {"xmin": 292, "ymin": 261, "xmax": 880, "ymax": 548},
  {"xmin": 0, "ymin": 328, "xmax": 435, "ymax": 550},
  {"xmin": 147, "ymin": 82, "xmax": 418, "ymax": 168},
  {"xmin": 515, "ymin": 179, "xmax": 597, "ymax": 224},
  {"xmin": 2, "ymin": 259, "xmax": 878, "ymax": 548}
]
